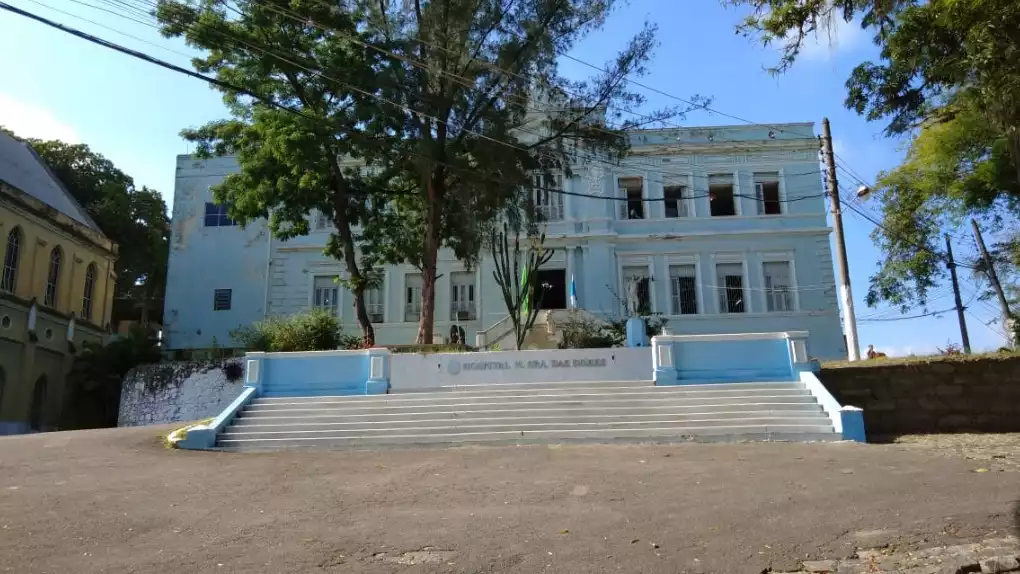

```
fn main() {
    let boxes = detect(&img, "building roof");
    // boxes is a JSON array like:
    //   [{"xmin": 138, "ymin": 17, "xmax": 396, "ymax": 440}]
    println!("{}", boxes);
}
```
[{"xmin": 0, "ymin": 130, "xmax": 102, "ymax": 231}]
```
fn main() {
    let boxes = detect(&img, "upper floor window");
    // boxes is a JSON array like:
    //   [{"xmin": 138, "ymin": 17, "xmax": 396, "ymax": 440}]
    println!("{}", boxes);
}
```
[
  {"xmin": 533, "ymin": 174, "xmax": 564, "ymax": 221},
  {"xmin": 314, "ymin": 210, "xmax": 332, "ymax": 230},
  {"xmin": 45, "ymin": 247, "xmax": 61, "ymax": 307},
  {"xmin": 82, "ymin": 263, "xmax": 97, "ymax": 320},
  {"xmin": 450, "ymin": 271, "xmax": 476, "ymax": 321},
  {"xmin": 715, "ymin": 262, "xmax": 745, "ymax": 313},
  {"xmin": 213, "ymin": 288, "xmax": 232, "ymax": 311},
  {"xmin": 404, "ymin": 273, "xmax": 423, "ymax": 322},
  {"xmin": 754, "ymin": 172, "xmax": 782, "ymax": 215},
  {"xmin": 763, "ymin": 260, "xmax": 794, "ymax": 312},
  {"xmin": 365, "ymin": 287, "xmax": 384, "ymax": 323},
  {"xmin": 709, "ymin": 174, "xmax": 736, "ymax": 217},
  {"xmin": 1, "ymin": 227, "xmax": 21, "ymax": 293},
  {"xmin": 617, "ymin": 176, "xmax": 644, "ymax": 219},
  {"xmin": 664, "ymin": 184, "xmax": 689, "ymax": 218},
  {"xmin": 312, "ymin": 276, "xmax": 339, "ymax": 315},
  {"xmin": 204, "ymin": 202, "xmax": 236, "ymax": 227},
  {"xmin": 669, "ymin": 264, "xmax": 698, "ymax": 315}
]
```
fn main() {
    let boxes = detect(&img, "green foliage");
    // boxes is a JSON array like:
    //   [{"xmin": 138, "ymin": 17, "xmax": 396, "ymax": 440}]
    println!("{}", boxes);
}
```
[
  {"xmin": 61, "ymin": 327, "xmax": 162, "ymax": 429},
  {"xmin": 386, "ymin": 344, "xmax": 474, "ymax": 354},
  {"xmin": 0, "ymin": 129, "xmax": 170, "ymax": 325},
  {"xmin": 559, "ymin": 312, "xmax": 619, "ymax": 349},
  {"xmin": 231, "ymin": 311, "xmax": 356, "ymax": 352}
]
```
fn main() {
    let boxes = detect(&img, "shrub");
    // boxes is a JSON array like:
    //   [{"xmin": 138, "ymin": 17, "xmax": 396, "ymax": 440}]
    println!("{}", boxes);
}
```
[
  {"xmin": 221, "ymin": 361, "xmax": 244, "ymax": 382},
  {"xmin": 559, "ymin": 311, "xmax": 619, "ymax": 349},
  {"xmin": 231, "ymin": 311, "xmax": 350, "ymax": 352}
]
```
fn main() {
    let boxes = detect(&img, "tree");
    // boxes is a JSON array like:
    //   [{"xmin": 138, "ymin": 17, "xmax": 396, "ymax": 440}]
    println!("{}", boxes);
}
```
[
  {"xmin": 725, "ymin": 0, "xmax": 1020, "ymax": 312},
  {"xmin": 489, "ymin": 223, "xmax": 554, "ymax": 349},
  {"xmin": 154, "ymin": 0, "xmax": 401, "ymax": 345},
  {"xmin": 1, "ymin": 128, "xmax": 170, "ymax": 325}
]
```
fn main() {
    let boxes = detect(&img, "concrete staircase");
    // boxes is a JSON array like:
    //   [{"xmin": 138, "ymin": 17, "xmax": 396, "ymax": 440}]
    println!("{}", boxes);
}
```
[{"xmin": 216, "ymin": 380, "xmax": 838, "ymax": 451}]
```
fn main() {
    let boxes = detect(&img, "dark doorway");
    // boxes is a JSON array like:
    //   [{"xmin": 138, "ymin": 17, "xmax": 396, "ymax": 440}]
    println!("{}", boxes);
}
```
[
  {"xmin": 30, "ymin": 375, "xmax": 47, "ymax": 431},
  {"xmin": 536, "ymin": 269, "xmax": 567, "ymax": 310}
]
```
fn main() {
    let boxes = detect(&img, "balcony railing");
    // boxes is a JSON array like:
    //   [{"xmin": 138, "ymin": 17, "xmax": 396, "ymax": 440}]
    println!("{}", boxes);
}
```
[{"xmin": 450, "ymin": 301, "xmax": 477, "ymax": 321}]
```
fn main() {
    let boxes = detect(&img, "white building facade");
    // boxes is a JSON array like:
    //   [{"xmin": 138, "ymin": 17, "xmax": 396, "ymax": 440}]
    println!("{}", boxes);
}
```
[{"xmin": 163, "ymin": 123, "xmax": 848, "ymax": 360}]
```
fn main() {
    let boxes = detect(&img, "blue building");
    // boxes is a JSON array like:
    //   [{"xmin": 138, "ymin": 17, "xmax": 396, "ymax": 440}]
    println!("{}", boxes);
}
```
[{"xmin": 163, "ymin": 122, "xmax": 848, "ymax": 360}]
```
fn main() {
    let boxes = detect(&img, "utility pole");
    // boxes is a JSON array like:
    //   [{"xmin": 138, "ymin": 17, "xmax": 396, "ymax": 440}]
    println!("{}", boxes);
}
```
[
  {"xmin": 971, "ymin": 218, "xmax": 1015, "ymax": 347},
  {"xmin": 821, "ymin": 118, "xmax": 861, "ymax": 361},
  {"xmin": 944, "ymin": 234, "xmax": 971, "ymax": 353}
]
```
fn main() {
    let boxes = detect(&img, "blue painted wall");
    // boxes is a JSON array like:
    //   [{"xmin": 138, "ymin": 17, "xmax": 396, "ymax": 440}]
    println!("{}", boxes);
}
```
[
  {"xmin": 163, "ymin": 123, "xmax": 847, "ymax": 359},
  {"xmin": 258, "ymin": 351, "xmax": 374, "ymax": 397}
]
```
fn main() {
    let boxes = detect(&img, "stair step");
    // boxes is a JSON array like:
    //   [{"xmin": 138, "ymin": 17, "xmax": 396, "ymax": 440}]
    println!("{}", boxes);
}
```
[
  {"xmin": 393, "ymin": 379, "xmax": 654, "ymax": 393},
  {"xmin": 216, "ymin": 425, "xmax": 839, "ymax": 449}
]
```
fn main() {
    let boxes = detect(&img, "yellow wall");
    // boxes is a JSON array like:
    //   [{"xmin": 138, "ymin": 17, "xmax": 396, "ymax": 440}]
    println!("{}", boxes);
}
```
[{"xmin": 0, "ymin": 204, "xmax": 116, "ymax": 327}]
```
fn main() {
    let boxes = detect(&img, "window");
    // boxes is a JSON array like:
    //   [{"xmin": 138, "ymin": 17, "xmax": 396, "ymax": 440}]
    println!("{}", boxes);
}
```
[
  {"xmin": 404, "ymin": 273, "xmax": 423, "ymax": 322},
  {"xmin": 314, "ymin": 210, "xmax": 331, "ymax": 230},
  {"xmin": 312, "ymin": 276, "xmax": 339, "ymax": 315},
  {"xmin": 754, "ymin": 172, "xmax": 782, "ymax": 215},
  {"xmin": 709, "ymin": 174, "xmax": 736, "ymax": 217},
  {"xmin": 450, "ymin": 271, "xmax": 476, "ymax": 321},
  {"xmin": 81, "ymin": 263, "xmax": 97, "ymax": 320},
  {"xmin": 715, "ymin": 262, "xmax": 745, "ymax": 313},
  {"xmin": 2, "ymin": 227, "xmax": 20, "ymax": 293},
  {"xmin": 617, "ymin": 176, "xmax": 644, "ymax": 219},
  {"xmin": 621, "ymin": 265, "xmax": 651, "ymax": 314},
  {"xmin": 204, "ymin": 202, "xmax": 236, "ymax": 227},
  {"xmin": 533, "ymin": 173, "xmax": 564, "ymax": 221},
  {"xmin": 664, "ymin": 185, "xmax": 689, "ymax": 218},
  {"xmin": 45, "ymin": 247, "xmax": 61, "ymax": 306},
  {"xmin": 669, "ymin": 264, "xmax": 698, "ymax": 315},
  {"xmin": 764, "ymin": 260, "xmax": 794, "ymax": 312},
  {"xmin": 213, "ymin": 288, "xmax": 232, "ymax": 311},
  {"xmin": 365, "ymin": 287, "xmax": 384, "ymax": 323}
]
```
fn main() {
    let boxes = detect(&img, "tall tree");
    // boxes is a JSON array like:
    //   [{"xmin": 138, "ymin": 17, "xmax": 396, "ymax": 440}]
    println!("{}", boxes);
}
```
[
  {"xmin": 489, "ymin": 222, "xmax": 554, "ymax": 349},
  {"xmin": 1, "ymin": 128, "xmax": 170, "ymax": 325},
  {"xmin": 725, "ymin": 0, "xmax": 1020, "ymax": 312},
  {"xmin": 154, "ymin": 0, "xmax": 400, "ymax": 345},
  {"xmin": 357, "ymin": 0, "xmax": 700, "ymax": 343}
]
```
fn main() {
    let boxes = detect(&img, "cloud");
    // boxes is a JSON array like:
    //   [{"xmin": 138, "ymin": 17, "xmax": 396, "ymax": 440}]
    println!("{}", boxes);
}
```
[
  {"xmin": 0, "ymin": 94, "xmax": 81, "ymax": 143},
  {"xmin": 796, "ymin": 16, "xmax": 866, "ymax": 61}
]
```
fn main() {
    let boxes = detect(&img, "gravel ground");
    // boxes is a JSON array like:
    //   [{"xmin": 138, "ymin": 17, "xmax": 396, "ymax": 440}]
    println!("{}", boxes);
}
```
[{"xmin": 0, "ymin": 427, "xmax": 1018, "ymax": 574}]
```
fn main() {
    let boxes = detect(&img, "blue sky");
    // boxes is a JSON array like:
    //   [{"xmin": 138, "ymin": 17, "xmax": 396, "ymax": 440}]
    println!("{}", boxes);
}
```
[{"xmin": 0, "ymin": 0, "xmax": 1009, "ymax": 355}]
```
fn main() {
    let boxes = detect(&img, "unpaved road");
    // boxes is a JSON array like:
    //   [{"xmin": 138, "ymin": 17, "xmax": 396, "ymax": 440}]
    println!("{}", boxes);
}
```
[{"xmin": 0, "ymin": 427, "xmax": 1018, "ymax": 573}]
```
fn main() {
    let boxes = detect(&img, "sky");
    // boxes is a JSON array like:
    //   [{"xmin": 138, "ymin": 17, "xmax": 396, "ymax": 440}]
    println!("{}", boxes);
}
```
[{"xmin": 0, "ymin": 0, "xmax": 1009, "ymax": 356}]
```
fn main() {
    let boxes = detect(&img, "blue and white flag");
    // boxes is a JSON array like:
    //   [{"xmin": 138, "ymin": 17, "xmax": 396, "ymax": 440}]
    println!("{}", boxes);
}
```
[{"xmin": 569, "ymin": 273, "xmax": 578, "ymax": 308}]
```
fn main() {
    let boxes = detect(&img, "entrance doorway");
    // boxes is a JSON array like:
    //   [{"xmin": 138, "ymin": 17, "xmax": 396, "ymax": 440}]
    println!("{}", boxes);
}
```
[{"xmin": 536, "ymin": 269, "xmax": 567, "ymax": 310}]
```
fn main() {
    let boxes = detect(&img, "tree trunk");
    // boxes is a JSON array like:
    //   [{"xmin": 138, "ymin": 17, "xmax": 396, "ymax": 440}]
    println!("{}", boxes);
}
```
[
  {"xmin": 332, "ymin": 185, "xmax": 375, "ymax": 347},
  {"xmin": 351, "ymin": 282, "xmax": 375, "ymax": 347},
  {"xmin": 416, "ymin": 173, "xmax": 444, "ymax": 344}
]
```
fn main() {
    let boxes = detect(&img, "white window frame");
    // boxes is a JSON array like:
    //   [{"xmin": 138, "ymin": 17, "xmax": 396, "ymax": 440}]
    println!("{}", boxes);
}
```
[
  {"xmin": 532, "ymin": 173, "xmax": 565, "ymax": 222},
  {"xmin": 313, "ymin": 209, "xmax": 332, "ymax": 230},
  {"xmin": 707, "ymin": 172, "xmax": 741, "ymax": 217},
  {"xmin": 665, "ymin": 254, "xmax": 702, "ymax": 316},
  {"xmin": 311, "ymin": 275, "xmax": 341, "ymax": 316},
  {"xmin": 712, "ymin": 253, "xmax": 749, "ymax": 314},
  {"xmin": 753, "ymin": 169, "xmax": 785, "ymax": 216},
  {"xmin": 617, "ymin": 255, "xmax": 656, "ymax": 314},
  {"xmin": 404, "ymin": 272, "xmax": 423, "ymax": 323},
  {"xmin": 759, "ymin": 252, "xmax": 799, "ymax": 312},
  {"xmin": 616, "ymin": 175, "xmax": 646, "ymax": 220},
  {"xmin": 450, "ymin": 271, "xmax": 477, "ymax": 321},
  {"xmin": 662, "ymin": 173, "xmax": 695, "ymax": 219}
]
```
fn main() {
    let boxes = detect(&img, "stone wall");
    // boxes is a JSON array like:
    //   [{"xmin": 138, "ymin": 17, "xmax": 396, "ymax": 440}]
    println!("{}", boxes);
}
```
[
  {"xmin": 821, "ymin": 355, "xmax": 1020, "ymax": 436},
  {"xmin": 118, "ymin": 360, "xmax": 245, "ymax": 427}
]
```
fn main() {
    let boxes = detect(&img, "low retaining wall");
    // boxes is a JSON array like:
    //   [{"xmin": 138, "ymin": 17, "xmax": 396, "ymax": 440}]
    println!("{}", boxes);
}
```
[
  {"xmin": 118, "ymin": 360, "xmax": 246, "ymax": 427},
  {"xmin": 822, "ymin": 355, "xmax": 1020, "ymax": 436},
  {"xmin": 389, "ymin": 347, "xmax": 652, "ymax": 391},
  {"xmin": 652, "ymin": 331, "xmax": 812, "ymax": 385}
]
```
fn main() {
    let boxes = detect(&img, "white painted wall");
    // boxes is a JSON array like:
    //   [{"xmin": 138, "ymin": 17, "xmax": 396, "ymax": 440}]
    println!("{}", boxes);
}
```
[
  {"xmin": 118, "ymin": 360, "xmax": 246, "ymax": 427},
  {"xmin": 390, "ymin": 347, "xmax": 652, "ymax": 391}
]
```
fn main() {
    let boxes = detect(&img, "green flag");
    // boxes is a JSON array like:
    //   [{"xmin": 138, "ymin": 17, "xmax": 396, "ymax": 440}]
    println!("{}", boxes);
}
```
[{"xmin": 520, "ymin": 268, "xmax": 529, "ymax": 316}]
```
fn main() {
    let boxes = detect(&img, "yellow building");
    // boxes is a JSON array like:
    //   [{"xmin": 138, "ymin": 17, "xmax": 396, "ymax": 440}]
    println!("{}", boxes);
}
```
[{"xmin": 0, "ymin": 132, "xmax": 117, "ymax": 433}]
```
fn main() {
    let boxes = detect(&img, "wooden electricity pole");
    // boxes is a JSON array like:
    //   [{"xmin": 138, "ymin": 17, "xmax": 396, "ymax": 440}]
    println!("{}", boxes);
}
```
[
  {"xmin": 821, "ymin": 118, "xmax": 861, "ymax": 361},
  {"xmin": 971, "ymin": 218, "xmax": 1015, "ymax": 347},
  {"xmin": 944, "ymin": 234, "xmax": 971, "ymax": 353}
]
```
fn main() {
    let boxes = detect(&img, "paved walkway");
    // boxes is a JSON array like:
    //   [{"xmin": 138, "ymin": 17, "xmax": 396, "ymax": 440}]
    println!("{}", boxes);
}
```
[{"xmin": 0, "ymin": 427, "xmax": 1017, "ymax": 573}]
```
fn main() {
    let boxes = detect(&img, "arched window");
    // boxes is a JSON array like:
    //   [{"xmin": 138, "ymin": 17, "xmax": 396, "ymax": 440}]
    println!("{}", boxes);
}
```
[
  {"xmin": 81, "ymin": 263, "xmax": 97, "ymax": 320},
  {"xmin": 45, "ymin": 247, "xmax": 62, "ymax": 307},
  {"xmin": 2, "ymin": 227, "xmax": 21, "ymax": 293}
]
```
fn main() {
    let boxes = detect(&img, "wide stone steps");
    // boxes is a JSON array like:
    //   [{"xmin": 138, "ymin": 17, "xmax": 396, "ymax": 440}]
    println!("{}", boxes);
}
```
[{"xmin": 216, "ymin": 381, "xmax": 838, "ymax": 450}]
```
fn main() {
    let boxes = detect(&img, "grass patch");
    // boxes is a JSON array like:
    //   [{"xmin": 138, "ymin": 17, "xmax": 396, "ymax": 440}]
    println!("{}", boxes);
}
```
[{"xmin": 821, "ymin": 349, "xmax": 1020, "ymax": 370}]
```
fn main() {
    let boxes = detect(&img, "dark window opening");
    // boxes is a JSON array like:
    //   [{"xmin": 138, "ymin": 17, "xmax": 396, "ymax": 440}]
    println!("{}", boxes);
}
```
[
  {"xmin": 213, "ymin": 288, "xmax": 232, "ymax": 311},
  {"xmin": 756, "ymin": 178, "xmax": 781, "ymax": 215},
  {"xmin": 664, "ymin": 185, "xmax": 687, "ymax": 218},
  {"xmin": 536, "ymin": 269, "xmax": 567, "ymax": 310},
  {"xmin": 618, "ymin": 177, "xmax": 644, "ymax": 219},
  {"xmin": 709, "ymin": 183, "xmax": 736, "ymax": 216},
  {"xmin": 204, "ymin": 202, "xmax": 236, "ymax": 227}
]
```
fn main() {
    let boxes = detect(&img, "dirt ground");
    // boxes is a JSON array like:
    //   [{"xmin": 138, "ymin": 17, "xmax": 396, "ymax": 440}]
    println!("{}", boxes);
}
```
[{"xmin": 0, "ymin": 428, "xmax": 1018, "ymax": 574}]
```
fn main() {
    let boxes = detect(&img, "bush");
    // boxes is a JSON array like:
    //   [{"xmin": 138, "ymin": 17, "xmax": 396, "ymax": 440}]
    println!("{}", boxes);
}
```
[
  {"xmin": 559, "ymin": 311, "xmax": 669, "ymax": 349},
  {"xmin": 231, "ymin": 311, "xmax": 354, "ymax": 352}
]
